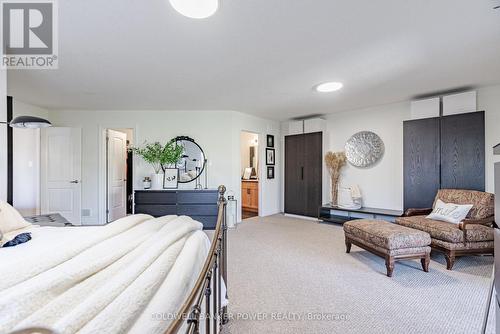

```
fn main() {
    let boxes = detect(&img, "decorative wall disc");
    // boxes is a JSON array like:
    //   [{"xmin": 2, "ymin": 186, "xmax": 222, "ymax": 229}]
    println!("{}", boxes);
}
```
[{"xmin": 345, "ymin": 131, "xmax": 384, "ymax": 168}]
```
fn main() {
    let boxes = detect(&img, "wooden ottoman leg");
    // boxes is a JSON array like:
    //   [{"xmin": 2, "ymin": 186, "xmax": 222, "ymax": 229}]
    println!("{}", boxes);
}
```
[
  {"xmin": 445, "ymin": 250, "xmax": 456, "ymax": 270},
  {"xmin": 345, "ymin": 239, "xmax": 352, "ymax": 253},
  {"xmin": 385, "ymin": 256, "xmax": 394, "ymax": 277},
  {"xmin": 421, "ymin": 253, "xmax": 430, "ymax": 272}
]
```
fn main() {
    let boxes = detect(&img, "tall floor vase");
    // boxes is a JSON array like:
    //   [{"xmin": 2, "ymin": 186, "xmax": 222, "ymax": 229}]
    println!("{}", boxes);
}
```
[{"xmin": 330, "ymin": 173, "xmax": 340, "ymax": 206}]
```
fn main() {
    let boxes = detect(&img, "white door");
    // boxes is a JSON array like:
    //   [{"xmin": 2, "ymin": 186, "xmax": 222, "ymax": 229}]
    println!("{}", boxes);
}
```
[
  {"xmin": 41, "ymin": 127, "xmax": 82, "ymax": 225},
  {"xmin": 107, "ymin": 129, "xmax": 127, "ymax": 222}
]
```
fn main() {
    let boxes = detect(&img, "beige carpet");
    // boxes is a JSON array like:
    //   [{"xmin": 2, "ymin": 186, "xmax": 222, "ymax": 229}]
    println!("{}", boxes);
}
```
[{"xmin": 221, "ymin": 214, "xmax": 494, "ymax": 334}]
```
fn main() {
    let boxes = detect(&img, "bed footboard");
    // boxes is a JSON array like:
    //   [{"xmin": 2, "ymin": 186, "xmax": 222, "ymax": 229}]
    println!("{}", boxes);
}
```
[{"xmin": 166, "ymin": 185, "xmax": 229, "ymax": 334}]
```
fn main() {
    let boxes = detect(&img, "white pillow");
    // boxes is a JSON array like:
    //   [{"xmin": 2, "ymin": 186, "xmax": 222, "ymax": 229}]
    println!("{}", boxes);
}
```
[
  {"xmin": 0, "ymin": 201, "xmax": 31, "ymax": 235},
  {"xmin": 426, "ymin": 199, "xmax": 473, "ymax": 224}
]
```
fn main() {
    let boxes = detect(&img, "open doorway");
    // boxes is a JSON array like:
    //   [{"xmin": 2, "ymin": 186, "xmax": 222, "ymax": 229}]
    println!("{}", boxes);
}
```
[
  {"xmin": 106, "ymin": 128, "xmax": 133, "ymax": 223},
  {"xmin": 240, "ymin": 131, "xmax": 259, "ymax": 220}
]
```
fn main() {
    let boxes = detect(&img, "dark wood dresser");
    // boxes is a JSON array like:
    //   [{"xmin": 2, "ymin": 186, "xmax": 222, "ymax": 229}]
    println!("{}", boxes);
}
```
[{"xmin": 134, "ymin": 189, "xmax": 219, "ymax": 229}]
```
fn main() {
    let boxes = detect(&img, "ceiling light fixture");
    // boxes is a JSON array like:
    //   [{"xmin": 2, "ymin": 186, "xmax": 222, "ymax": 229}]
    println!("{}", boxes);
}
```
[
  {"xmin": 315, "ymin": 82, "xmax": 343, "ymax": 93},
  {"xmin": 9, "ymin": 116, "xmax": 52, "ymax": 128},
  {"xmin": 169, "ymin": 0, "xmax": 219, "ymax": 19}
]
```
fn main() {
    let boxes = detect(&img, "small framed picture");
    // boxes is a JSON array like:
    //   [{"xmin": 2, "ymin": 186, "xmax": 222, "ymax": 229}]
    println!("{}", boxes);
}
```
[
  {"xmin": 267, "ymin": 166, "xmax": 275, "ymax": 179},
  {"xmin": 266, "ymin": 148, "xmax": 275, "ymax": 165},
  {"xmin": 267, "ymin": 135, "xmax": 274, "ymax": 148},
  {"xmin": 163, "ymin": 168, "xmax": 178, "ymax": 189}
]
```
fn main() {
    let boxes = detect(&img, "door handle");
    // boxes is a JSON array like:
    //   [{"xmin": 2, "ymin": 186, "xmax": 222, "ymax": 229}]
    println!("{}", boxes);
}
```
[
  {"xmin": 301, "ymin": 167, "xmax": 304, "ymax": 180},
  {"xmin": 70, "ymin": 180, "xmax": 79, "ymax": 184}
]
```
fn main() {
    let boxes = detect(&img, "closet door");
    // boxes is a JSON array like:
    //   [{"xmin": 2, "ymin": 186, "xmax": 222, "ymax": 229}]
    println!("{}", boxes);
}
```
[
  {"xmin": 403, "ymin": 117, "xmax": 440, "ymax": 210},
  {"xmin": 303, "ymin": 132, "xmax": 322, "ymax": 217},
  {"xmin": 440, "ymin": 111, "xmax": 485, "ymax": 191},
  {"xmin": 285, "ymin": 134, "xmax": 305, "ymax": 215}
]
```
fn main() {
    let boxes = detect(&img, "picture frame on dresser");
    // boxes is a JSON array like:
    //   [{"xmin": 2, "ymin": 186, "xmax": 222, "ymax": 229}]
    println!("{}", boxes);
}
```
[{"xmin": 163, "ymin": 168, "xmax": 179, "ymax": 189}]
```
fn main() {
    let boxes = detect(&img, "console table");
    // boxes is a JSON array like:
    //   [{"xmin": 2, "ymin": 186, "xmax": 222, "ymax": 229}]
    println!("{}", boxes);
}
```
[
  {"xmin": 318, "ymin": 204, "xmax": 403, "ymax": 224},
  {"xmin": 134, "ymin": 189, "xmax": 219, "ymax": 229}
]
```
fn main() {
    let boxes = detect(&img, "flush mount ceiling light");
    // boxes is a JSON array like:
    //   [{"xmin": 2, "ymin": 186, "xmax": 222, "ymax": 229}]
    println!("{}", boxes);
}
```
[
  {"xmin": 169, "ymin": 0, "xmax": 219, "ymax": 19},
  {"xmin": 9, "ymin": 116, "xmax": 52, "ymax": 128},
  {"xmin": 315, "ymin": 82, "xmax": 343, "ymax": 93}
]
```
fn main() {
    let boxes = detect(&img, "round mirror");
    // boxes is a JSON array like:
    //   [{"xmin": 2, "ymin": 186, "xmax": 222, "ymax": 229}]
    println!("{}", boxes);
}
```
[{"xmin": 175, "ymin": 136, "xmax": 206, "ymax": 183}]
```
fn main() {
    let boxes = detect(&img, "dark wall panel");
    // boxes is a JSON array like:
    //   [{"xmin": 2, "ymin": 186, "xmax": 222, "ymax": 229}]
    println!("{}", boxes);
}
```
[
  {"xmin": 440, "ymin": 111, "xmax": 485, "ymax": 191},
  {"xmin": 403, "ymin": 117, "xmax": 440, "ymax": 210}
]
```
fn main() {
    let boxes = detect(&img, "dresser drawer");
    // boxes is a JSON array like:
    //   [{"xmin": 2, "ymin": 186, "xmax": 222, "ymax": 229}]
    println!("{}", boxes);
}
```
[
  {"xmin": 191, "ymin": 216, "xmax": 218, "ymax": 230},
  {"xmin": 242, "ymin": 181, "xmax": 258, "ymax": 190},
  {"xmin": 135, "ymin": 204, "xmax": 177, "ymax": 217},
  {"xmin": 177, "ymin": 191, "xmax": 218, "ymax": 204},
  {"xmin": 178, "ymin": 204, "xmax": 218, "ymax": 216},
  {"xmin": 135, "ymin": 191, "xmax": 177, "ymax": 204}
]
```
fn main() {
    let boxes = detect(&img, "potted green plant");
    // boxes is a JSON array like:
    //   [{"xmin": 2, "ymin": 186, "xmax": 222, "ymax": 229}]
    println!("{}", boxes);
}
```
[
  {"xmin": 129, "ymin": 141, "xmax": 164, "ymax": 189},
  {"xmin": 160, "ymin": 140, "xmax": 184, "ymax": 189}
]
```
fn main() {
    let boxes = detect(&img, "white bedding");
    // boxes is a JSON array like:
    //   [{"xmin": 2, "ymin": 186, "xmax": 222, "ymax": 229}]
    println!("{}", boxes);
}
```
[{"xmin": 0, "ymin": 214, "xmax": 212, "ymax": 334}]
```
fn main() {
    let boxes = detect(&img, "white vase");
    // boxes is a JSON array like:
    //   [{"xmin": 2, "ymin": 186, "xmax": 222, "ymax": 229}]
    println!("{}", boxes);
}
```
[{"xmin": 151, "ymin": 173, "xmax": 164, "ymax": 190}]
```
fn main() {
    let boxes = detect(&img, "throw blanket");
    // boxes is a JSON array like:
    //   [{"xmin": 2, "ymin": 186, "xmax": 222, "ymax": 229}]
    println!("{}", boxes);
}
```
[{"xmin": 0, "ymin": 214, "xmax": 210, "ymax": 334}]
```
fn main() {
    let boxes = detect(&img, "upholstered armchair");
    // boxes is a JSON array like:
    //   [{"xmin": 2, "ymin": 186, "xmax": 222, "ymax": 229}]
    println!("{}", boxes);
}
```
[{"xmin": 396, "ymin": 189, "xmax": 495, "ymax": 270}]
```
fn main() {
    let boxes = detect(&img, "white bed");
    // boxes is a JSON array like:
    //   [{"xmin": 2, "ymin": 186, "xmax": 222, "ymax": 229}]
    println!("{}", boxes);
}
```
[{"xmin": 0, "ymin": 214, "xmax": 215, "ymax": 334}]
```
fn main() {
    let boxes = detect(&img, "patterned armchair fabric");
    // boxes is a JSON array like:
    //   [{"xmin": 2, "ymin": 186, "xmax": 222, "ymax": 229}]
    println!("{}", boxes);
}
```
[
  {"xmin": 396, "ymin": 215, "xmax": 493, "ymax": 243},
  {"xmin": 433, "ymin": 189, "xmax": 494, "ymax": 220},
  {"xmin": 397, "ymin": 189, "xmax": 495, "ymax": 270}
]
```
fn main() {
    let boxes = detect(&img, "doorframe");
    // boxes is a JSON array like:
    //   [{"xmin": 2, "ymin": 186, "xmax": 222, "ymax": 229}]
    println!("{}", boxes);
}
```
[
  {"xmin": 239, "ymin": 130, "xmax": 263, "ymax": 221},
  {"xmin": 98, "ymin": 125, "xmax": 137, "ymax": 225}
]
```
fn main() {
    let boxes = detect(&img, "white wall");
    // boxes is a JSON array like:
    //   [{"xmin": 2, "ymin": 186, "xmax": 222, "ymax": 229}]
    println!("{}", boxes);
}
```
[
  {"xmin": 48, "ymin": 110, "xmax": 281, "ymax": 224},
  {"xmin": 319, "ymin": 84, "xmax": 500, "ymax": 211},
  {"xmin": 325, "ymin": 102, "xmax": 409, "ymax": 210},
  {"xmin": 479, "ymin": 85, "xmax": 500, "ymax": 193},
  {"xmin": 12, "ymin": 100, "xmax": 49, "ymax": 215},
  {"xmin": 0, "ymin": 69, "xmax": 7, "ymax": 202}
]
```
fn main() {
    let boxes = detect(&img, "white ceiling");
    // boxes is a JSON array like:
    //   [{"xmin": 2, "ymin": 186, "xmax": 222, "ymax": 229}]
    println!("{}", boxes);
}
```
[{"xmin": 7, "ymin": 0, "xmax": 500, "ymax": 120}]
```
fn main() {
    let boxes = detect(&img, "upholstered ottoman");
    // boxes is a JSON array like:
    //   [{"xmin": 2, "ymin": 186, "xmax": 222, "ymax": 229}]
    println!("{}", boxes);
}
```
[{"xmin": 344, "ymin": 219, "xmax": 432, "ymax": 277}]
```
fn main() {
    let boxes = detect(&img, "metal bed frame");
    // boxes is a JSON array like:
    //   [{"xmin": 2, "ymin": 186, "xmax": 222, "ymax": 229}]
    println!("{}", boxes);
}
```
[
  {"xmin": 11, "ymin": 185, "xmax": 229, "ymax": 334},
  {"xmin": 166, "ymin": 185, "xmax": 229, "ymax": 334}
]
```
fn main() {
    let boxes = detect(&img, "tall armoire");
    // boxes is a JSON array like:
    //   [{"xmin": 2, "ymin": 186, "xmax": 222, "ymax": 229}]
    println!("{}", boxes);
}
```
[
  {"xmin": 284, "ymin": 131, "xmax": 322, "ymax": 217},
  {"xmin": 403, "ymin": 110, "xmax": 485, "ymax": 210}
]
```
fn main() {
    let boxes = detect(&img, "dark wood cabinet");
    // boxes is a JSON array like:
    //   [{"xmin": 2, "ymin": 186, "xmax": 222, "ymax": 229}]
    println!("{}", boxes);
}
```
[
  {"xmin": 403, "ymin": 117, "xmax": 441, "ymax": 210},
  {"xmin": 403, "ymin": 111, "xmax": 485, "ymax": 210},
  {"xmin": 440, "ymin": 111, "xmax": 485, "ymax": 191},
  {"xmin": 134, "ymin": 189, "xmax": 219, "ymax": 229},
  {"xmin": 285, "ymin": 132, "xmax": 322, "ymax": 217},
  {"xmin": 285, "ymin": 134, "xmax": 305, "ymax": 215}
]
